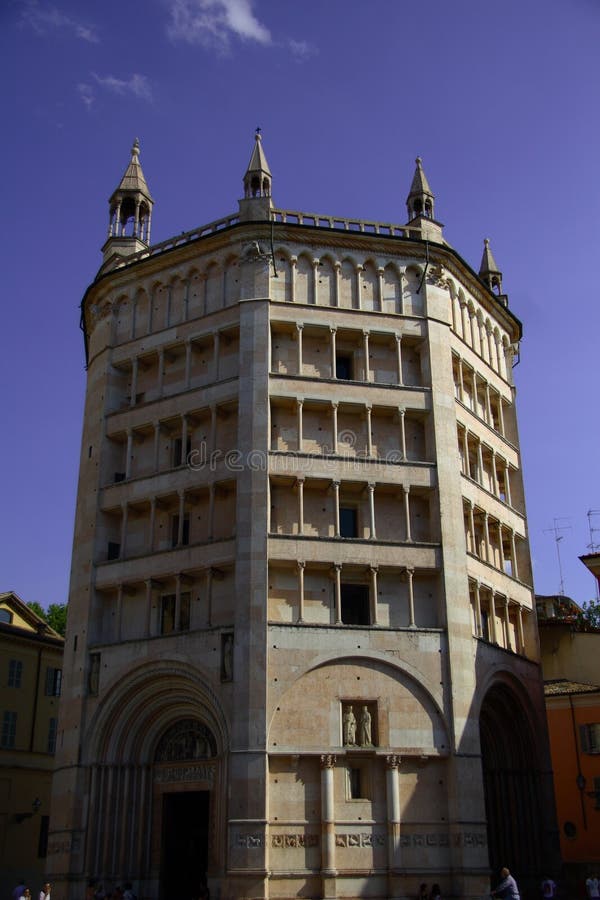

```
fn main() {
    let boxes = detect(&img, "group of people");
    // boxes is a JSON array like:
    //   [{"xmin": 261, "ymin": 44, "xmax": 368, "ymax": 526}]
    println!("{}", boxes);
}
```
[
  {"xmin": 85, "ymin": 882, "xmax": 137, "ymax": 900},
  {"xmin": 418, "ymin": 882, "xmax": 442, "ymax": 899},
  {"xmin": 11, "ymin": 882, "xmax": 50, "ymax": 900}
]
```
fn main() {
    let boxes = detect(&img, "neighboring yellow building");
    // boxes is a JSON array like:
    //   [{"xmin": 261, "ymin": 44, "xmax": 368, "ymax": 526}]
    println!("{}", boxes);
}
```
[
  {"xmin": 537, "ymin": 595, "xmax": 600, "ymax": 888},
  {"xmin": 0, "ymin": 591, "xmax": 64, "ymax": 898}
]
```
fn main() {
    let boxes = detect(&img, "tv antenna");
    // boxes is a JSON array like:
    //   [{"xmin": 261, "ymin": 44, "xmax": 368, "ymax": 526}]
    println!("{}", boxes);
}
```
[
  {"xmin": 543, "ymin": 518, "xmax": 571, "ymax": 595},
  {"xmin": 587, "ymin": 509, "xmax": 600, "ymax": 552}
]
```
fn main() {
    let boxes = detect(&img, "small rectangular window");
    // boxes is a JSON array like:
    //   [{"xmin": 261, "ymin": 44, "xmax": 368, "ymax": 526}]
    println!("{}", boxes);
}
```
[
  {"xmin": 114, "ymin": 472, "xmax": 126, "ymax": 483},
  {"xmin": 579, "ymin": 723, "xmax": 600, "ymax": 754},
  {"xmin": 107, "ymin": 541, "xmax": 120, "ymax": 560},
  {"xmin": 336, "ymin": 354, "xmax": 353, "ymax": 381},
  {"xmin": 1, "ymin": 711, "xmax": 17, "ymax": 748},
  {"xmin": 171, "ymin": 514, "xmax": 190, "ymax": 548},
  {"xmin": 173, "ymin": 437, "xmax": 192, "ymax": 468},
  {"xmin": 38, "ymin": 815, "xmax": 49, "ymax": 858},
  {"xmin": 8, "ymin": 659, "xmax": 23, "ymax": 688},
  {"xmin": 47, "ymin": 717, "xmax": 58, "ymax": 754},
  {"xmin": 45, "ymin": 667, "xmax": 62, "ymax": 697},
  {"xmin": 346, "ymin": 766, "xmax": 370, "ymax": 799},
  {"xmin": 180, "ymin": 592, "xmax": 191, "ymax": 632},
  {"xmin": 341, "ymin": 584, "xmax": 370, "ymax": 626},
  {"xmin": 161, "ymin": 595, "xmax": 176, "ymax": 635},
  {"xmin": 339, "ymin": 506, "xmax": 358, "ymax": 538}
]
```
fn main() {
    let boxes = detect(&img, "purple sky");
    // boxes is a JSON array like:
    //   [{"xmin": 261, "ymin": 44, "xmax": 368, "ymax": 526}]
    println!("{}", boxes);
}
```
[{"xmin": 1, "ymin": 0, "xmax": 599, "ymax": 609}]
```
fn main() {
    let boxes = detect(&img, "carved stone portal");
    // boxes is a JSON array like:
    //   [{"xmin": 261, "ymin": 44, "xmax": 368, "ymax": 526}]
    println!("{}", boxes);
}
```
[{"xmin": 154, "ymin": 718, "xmax": 217, "ymax": 762}]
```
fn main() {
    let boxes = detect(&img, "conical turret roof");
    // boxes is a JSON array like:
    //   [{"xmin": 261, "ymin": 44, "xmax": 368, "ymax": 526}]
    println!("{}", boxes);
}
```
[
  {"xmin": 245, "ymin": 128, "xmax": 272, "ymax": 179},
  {"xmin": 110, "ymin": 138, "xmax": 153, "ymax": 203},
  {"xmin": 407, "ymin": 156, "xmax": 434, "ymax": 200},
  {"xmin": 479, "ymin": 238, "xmax": 501, "ymax": 278}
]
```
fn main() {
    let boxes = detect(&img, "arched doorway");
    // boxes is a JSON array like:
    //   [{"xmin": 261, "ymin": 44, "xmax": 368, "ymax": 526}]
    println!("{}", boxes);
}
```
[
  {"xmin": 154, "ymin": 719, "xmax": 217, "ymax": 900},
  {"xmin": 480, "ymin": 684, "xmax": 542, "ymax": 879}
]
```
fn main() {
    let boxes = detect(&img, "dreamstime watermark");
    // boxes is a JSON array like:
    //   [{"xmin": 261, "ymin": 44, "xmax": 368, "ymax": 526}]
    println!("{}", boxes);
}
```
[{"xmin": 186, "ymin": 436, "xmax": 405, "ymax": 474}]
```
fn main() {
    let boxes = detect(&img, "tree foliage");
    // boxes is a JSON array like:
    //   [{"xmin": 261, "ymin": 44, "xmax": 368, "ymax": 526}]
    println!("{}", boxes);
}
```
[
  {"xmin": 27, "ymin": 601, "xmax": 68, "ymax": 636},
  {"xmin": 577, "ymin": 598, "xmax": 600, "ymax": 630}
]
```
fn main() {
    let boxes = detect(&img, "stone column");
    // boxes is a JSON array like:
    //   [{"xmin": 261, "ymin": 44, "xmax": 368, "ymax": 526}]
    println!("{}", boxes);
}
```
[
  {"xmin": 184, "ymin": 339, "xmax": 192, "ymax": 388},
  {"xmin": 320, "ymin": 754, "xmax": 337, "ymax": 883},
  {"xmin": 365, "ymin": 404, "xmax": 373, "ymax": 457},
  {"xmin": 489, "ymin": 590, "xmax": 498, "ymax": 644},
  {"xmin": 474, "ymin": 580, "xmax": 482, "ymax": 637},
  {"xmin": 503, "ymin": 597, "xmax": 512, "ymax": 651},
  {"xmin": 497, "ymin": 522, "xmax": 505, "ymax": 571},
  {"xmin": 377, "ymin": 266, "xmax": 384, "ymax": 311},
  {"xmin": 491, "ymin": 450, "xmax": 499, "ymax": 496},
  {"xmin": 290, "ymin": 256, "xmax": 297, "ymax": 303},
  {"xmin": 331, "ymin": 402, "xmax": 338, "ymax": 455},
  {"xmin": 333, "ymin": 262, "xmax": 341, "ymax": 308},
  {"xmin": 395, "ymin": 334, "xmax": 403, "ymax": 385},
  {"xmin": 457, "ymin": 356, "xmax": 464, "ymax": 402},
  {"xmin": 181, "ymin": 414, "xmax": 188, "ymax": 466},
  {"xmin": 297, "ymin": 399, "xmax": 304, "ymax": 452},
  {"xmin": 125, "ymin": 429, "xmax": 133, "ymax": 479},
  {"xmin": 367, "ymin": 483, "xmax": 376, "ymax": 538},
  {"xmin": 297, "ymin": 561, "xmax": 305, "ymax": 623},
  {"xmin": 472, "ymin": 369, "xmax": 478, "ymax": 415},
  {"xmin": 144, "ymin": 579, "xmax": 153, "ymax": 637},
  {"xmin": 356, "ymin": 264, "xmax": 363, "ymax": 310},
  {"xmin": 157, "ymin": 348, "xmax": 165, "ymax": 395},
  {"xmin": 297, "ymin": 477, "xmax": 305, "ymax": 536},
  {"xmin": 483, "ymin": 512, "xmax": 491, "ymax": 563},
  {"xmin": 130, "ymin": 358, "xmax": 138, "ymax": 408},
  {"xmin": 177, "ymin": 490, "xmax": 185, "ymax": 546},
  {"xmin": 334, "ymin": 564, "xmax": 342, "ymax": 624},
  {"xmin": 370, "ymin": 565, "xmax": 379, "ymax": 625},
  {"xmin": 363, "ymin": 330, "xmax": 371, "ymax": 382},
  {"xmin": 498, "ymin": 395, "xmax": 506, "ymax": 435},
  {"xmin": 149, "ymin": 498, "xmax": 156, "ymax": 554},
  {"xmin": 332, "ymin": 481, "xmax": 340, "ymax": 537},
  {"xmin": 398, "ymin": 408, "xmax": 407, "ymax": 460},
  {"xmin": 504, "ymin": 464, "xmax": 512, "ymax": 506},
  {"xmin": 153, "ymin": 421, "xmax": 161, "ymax": 472},
  {"xmin": 312, "ymin": 258, "xmax": 320, "ymax": 305},
  {"xmin": 468, "ymin": 502, "xmax": 476, "ymax": 555},
  {"xmin": 406, "ymin": 566, "xmax": 416, "ymax": 628},
  {"xmin": 487, "ymin": 323, "xmax": 496, "ymax": 369},
  {"xmin": 462, "ymin": 428, "xmax": 471, "ymax": 478},
  {"xmin": 210, "ymin": 405, "xmax": 218, "ymax": 455},
  {"xmin": 174, "ymin": 573, "xmax": 182, "ymax": 631},
  {"xmin": 517, "ymin": 604, "xmax": 525, "ymax": 654},
  {"xmin": 330, "ymin": 327, "xmax": 337, "ymax": 378},
  {"xmin": 485, "ymin": 382, "xmax": 492, "ymax": 425},
  {"xmin": 120, "ymin": 504, "xmax": 128, "ymax": 559},
  {"xmin": 477, "ymin": 440, "xmax": 484, "ymax": 486},
  {"xmin": 386, "ymin": 755, "xmax": 401, "ymax": 874},
  {"xmin": 296, "ymin": 323, "xmax": 303, "ymax": 375},
  {"xmin": 403, "ymin": 485, "xmax": 412, "ymax": 542},
  {"xmin": 510, "ymin": 531, "xmax": 519, "ymax": 579}
]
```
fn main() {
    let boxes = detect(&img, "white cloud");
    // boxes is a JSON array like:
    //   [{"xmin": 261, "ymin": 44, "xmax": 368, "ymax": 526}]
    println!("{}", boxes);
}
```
[
  {"xmin": 77, "ymin": 83, "xmax": 94, "ymax": 110},
  {"xmin": 167, "ymin": 0, "xmax": 271, "ymax": 50},
  {"xmin": 92, "ymin": 73, "xmax": 153, "ymax": 103},
  {"xmin": 288, "ymin": 38, "xmax": 317, "ymax": 62},
  {"xmin": 20, "ymin": 0, "xmax": 99, "ymax": 42}
]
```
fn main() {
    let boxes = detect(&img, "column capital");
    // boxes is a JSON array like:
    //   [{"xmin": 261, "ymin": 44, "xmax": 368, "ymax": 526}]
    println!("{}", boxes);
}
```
[
  {"xmin": 362, "ymin": 328, "xmax": 370, "ymax": 337},
  {"xmin": 330, "ymin": 326, "xmax": 337, "ymax": 334},
  {"xmin": 369, "ymin": 564, "xmax": 379, "ymax": 574},
  {"xmin": 332, "ymin": 562, "xmax": 342, "ymax": 572},
  {"xmin": 404, "ymin": 566, "xmax": 415, "ymax": 577},
  {"xmin": 320, "ymin": 753, "xmax": 337, "ymax": 769},
  {"xmin": 395, "ymin": 332, "xmax": 402, "ymax": 343},
  {"xmin": 296, "ymin": 397, "xmax": 304, "ymax": 407},
  {"xmin": 331, "ymin": 401, "xmax": 338, "ymax": 410},
  {"xmin": 297, "ymin": 560, "xmax": 305, "ymax": 570},
  {"xmin": 296, "ymin": 322, "xmax": 304, "ymax": 331},
  {"xmin": 364, "ymin": 402, "xmax": 372, "ymax": 412},
  {"xmin": 385, "ymin": 754, "xmax": 401, "ymax": 770},
  {"xmin": 331, "ymin": 480, "xmax": 340, "ymax": 490},
  {"xmin": 367, "ymin": 482, "xmax": 376, "ymax": 492}
]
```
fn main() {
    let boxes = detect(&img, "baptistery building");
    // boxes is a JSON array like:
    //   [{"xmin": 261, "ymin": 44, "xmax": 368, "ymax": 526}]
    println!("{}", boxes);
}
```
[{"xmin": 47, "ymin": 133, "xmax": 556, "ymax": 899}]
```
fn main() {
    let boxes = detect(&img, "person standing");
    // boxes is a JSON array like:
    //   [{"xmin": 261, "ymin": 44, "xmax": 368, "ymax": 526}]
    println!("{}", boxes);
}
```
[
  {"xmin": 586, "ymin": 873, "xmax": 600, "ymax": 899},
  {"xmin": 38, "ymin": 883, "xmax": 51, "ymax": 900},
  {"xmin": 491, "ymin": 867, "xmax": 521, "ymax": 899},
  {"xmin": 12, "ymin": 882, "xmax": 26, "ymax": 900},
  {"xmin": 541, "ymin": 875, "xmax": 556, "ymax": 898},
  {"xmin": 429, "ymin": 884, "xmax": 442, "ymax": 900}
]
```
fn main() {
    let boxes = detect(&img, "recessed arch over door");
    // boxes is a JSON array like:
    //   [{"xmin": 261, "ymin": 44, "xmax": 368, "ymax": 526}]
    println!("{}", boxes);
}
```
[{"xmin": 480, "ymin": 682, "xmax": 542, "ymax": 879}]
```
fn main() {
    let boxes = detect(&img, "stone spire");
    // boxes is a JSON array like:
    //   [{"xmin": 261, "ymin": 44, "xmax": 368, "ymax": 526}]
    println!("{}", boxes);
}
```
[
  {"xmin": 404, "ymin": 156, "xmax": 443, "ymax": 242},
  {"xmin": 406, "ymin": 156, "xmax": 435, "ymax": 221},
  {"xmin": 239, "ymin": 128, "xmax": 273, "ymax": 222},
  {"xmin": 102, "ymin": 139, "xmax": 154, "ymax": 265},
  {"xmin": 479, "ymin": 238, "xmax": 503, "ymax": 294}
]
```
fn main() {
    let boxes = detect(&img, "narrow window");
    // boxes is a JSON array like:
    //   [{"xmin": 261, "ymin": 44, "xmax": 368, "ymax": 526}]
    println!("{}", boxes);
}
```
[
  {"xmin": 161, "ymin": 595, "xmax": 176, "ymax": 635},
  {"xmin": 38, "ymin": 815, "xmax": 49, "ymax": 858},
  {"xmin": 45, "ymin": 667, "xmax": 62, "ymax": 697},
  {"xmin": 179, "ymin": 592, "xmax": 191, "ymax": 632},
  {"xmin": 8, "ymin": 659, "xmax": 23, "ymax": 688},
  {"xmin": 171, "ymin": 514, "xmax": 190, "ymax": 547},
  {"xmin": 0, "ymin": 609, "xmax": 12, "ymax": 624},
  {"xmin": 341, "ymin": 584, "xmax": 370, "ymax": 626},
  {"xmin": 47, "ymin": 717, "xmax": 58, "ymax": 754},
  {"xmin": 107, "ymin": 541, "xmax": 120, "ymax": 560},
  {"xmin": 339, "ymin": 506, "xmax": 358, "ymax": 538},
  {"xmin": 336, "ymin": 354, "xmax": 353, "ymax": 380},
  {"xmin": 1, "ymin": 711, "xmax": 17, "ymax": 748},
  {"xmin": 347, "ymin": 767, "xmax": 363, "ymax": 799},
  {"xmin": 580, "ymin": 723, "xmax": 600, "ymax": 754},
  {"xmin": 173, "ymin": 436, "xmax": 192, "ymax": 467}
]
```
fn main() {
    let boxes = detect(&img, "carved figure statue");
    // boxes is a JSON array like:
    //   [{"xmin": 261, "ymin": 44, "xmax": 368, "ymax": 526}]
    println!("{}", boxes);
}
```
[
  {"xmin": 222, "ymin": 633, "xmax": 233, "ymax": 681},
  {"xmin": 343, "ymin": 705, "xmax": 357, "ymax": 745},
  {"xmin": 358, "ymin": 705, "xmax": 372, "ymax": 746}
]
